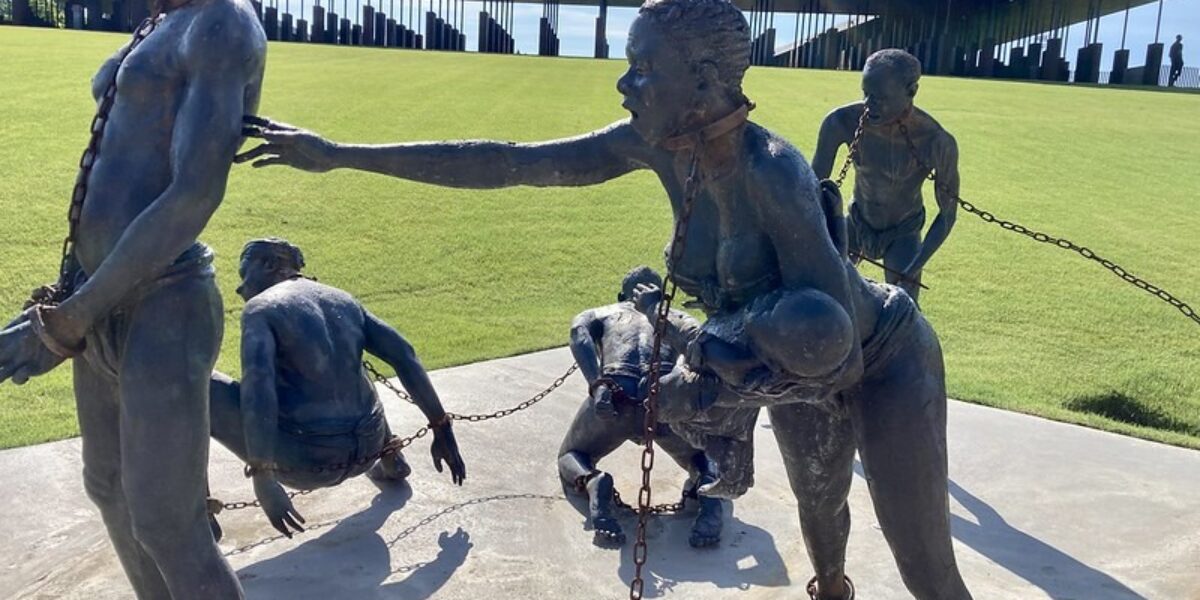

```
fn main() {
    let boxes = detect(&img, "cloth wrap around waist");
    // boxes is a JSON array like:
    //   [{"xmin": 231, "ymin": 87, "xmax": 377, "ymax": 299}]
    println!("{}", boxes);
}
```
[
  {"xmin": 275, "ymin": 403, "xmax": 389, "ymax": 486},
  {"xmin": 849, "ymin": 201, "xmax": 926, "ymax": 261},
  {"xmin": 81, "ymin": 243, "xmax": 215, "ymax": 381}
]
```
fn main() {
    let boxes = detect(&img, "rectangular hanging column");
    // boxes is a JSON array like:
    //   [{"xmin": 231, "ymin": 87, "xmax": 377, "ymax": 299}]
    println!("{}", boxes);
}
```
[
  {"xmin": 264, "ymin": 5, "xmax": 279, "ymax": 39},
  {"xmin": 1007, "ymin": 46, "xmax": 1026, "ymax": 79},
  {"xmin": 425, "ymin": 10, "xmax": 436, "ymax": 49},
  {"xmin": 933, "ymin": 34, "xmax": 956, "ymax": 75},
  {"xmin": 281, "ymin": 11, "xmax": 293, "ymax": 40},
  {"xmin": 12, "ymin": 0, "xmax": 30, "ymax": 25},
  {"xmin": 1040, "ymin": 37, "xmax": 1063, "ymax": 80},
  {"xmin": 478, "ymin": 10, "xmax": 490, "ymax": 51},
  {"xmin": 977, "ymin": 37, "xmax": 996, "ymax": 77},
  {"xmin": 363, "ymin": 4, "xmax": 374, "ymax": 44},
  {"xmin": 311, "ymin": 5, "xmax": 325, "ymax": 41},
  {"xmin": 1110, "ymin": 48, "xmax": 1130, "ymax": 84},
  {"xmin": 1025, "ymin": 41, "xmax": 1042, "ymax": 78},
  {"xmin": 1074, "ymin": 43, "xmax": 1102, "ymax": 83},
  {"xmin": 1142, "ymin": 42, "xmax": 1164, "ymax": 85},
  {"xmin": 594, "ymin": 0, "xmax": 608, "ymax": 59}
]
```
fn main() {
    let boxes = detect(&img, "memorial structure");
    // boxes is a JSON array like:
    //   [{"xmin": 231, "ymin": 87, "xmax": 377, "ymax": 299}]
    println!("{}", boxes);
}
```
[
  {"xmin": 5, "ymin": 0, "xmax": 1189, "ymax": 87},
  {"xmin": 239, "ymin": 0, "xmax": 976, "ymax": 596}
]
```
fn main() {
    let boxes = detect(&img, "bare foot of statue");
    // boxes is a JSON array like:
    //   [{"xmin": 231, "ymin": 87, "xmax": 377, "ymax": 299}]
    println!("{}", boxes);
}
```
[
  {"xmin": 689, "ymin": 495, "xmax": 723, "ymax": 548},
  {"xmin": 587, "ymin": 472, "xmax": 625, "ymax": 546},
  {"xmin": 368, "ymin": 450, "xmax": 413, "ymax": 482}
]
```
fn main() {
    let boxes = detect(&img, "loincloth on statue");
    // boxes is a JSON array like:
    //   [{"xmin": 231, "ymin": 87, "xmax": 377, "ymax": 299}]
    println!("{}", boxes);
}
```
[
  {"xmin": 80, "ymin": 243, "xmax": 216, "ymax": 381},
  {"xmin": 274, "ymin": 404, "xmax": 389, "ymax": 489},
  {"xmin": 860, "ymin": 284, "xmax": 920, "ymax": 380},
  {"xmin": 848, "ymin": 202, "xmax": 925, "ymax": 261}
]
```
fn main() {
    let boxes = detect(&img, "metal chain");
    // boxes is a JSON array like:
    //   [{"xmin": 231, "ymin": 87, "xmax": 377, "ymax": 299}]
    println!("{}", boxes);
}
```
[
  {"xmin": 612, "ymin": 487, "xmax": 692, "ymax": 516},
  {"xmin": 894, "ymin": 122, "xmax": 1200, "ymax": 328},
  {"xmin": 213, "ymin": 489, "xmax": 316, "ymax": 513},
  {"xmin": 363, "ymin": 359, "xmax": 579, "ymax": 422},
  {"xmin": 833, "ymin": 108, "xmax": 868, "ymax": 189},
  {"xmin": 217, "ymin": 424, "xmax": 435, "ymax": 512},
  {"xmin": 26, "ymin": 16, "xmax": 162, "ymax": 309},
  {"xmin": 217, "ymin": 362, "xmax": 578, "ymax": 510},
  {"xmin": 629, "ymin": 148, "xmax": 704, "ymax": 600}
]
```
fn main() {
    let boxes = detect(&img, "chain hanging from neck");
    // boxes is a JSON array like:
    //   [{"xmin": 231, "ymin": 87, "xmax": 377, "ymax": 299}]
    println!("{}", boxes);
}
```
[
  {"xmin": 26, "ymin": 16, "xmax": 163, "ymax": 309},
  {"xmin": 628, "ymin": 145, "xmax": 705, "ymax": 600}
]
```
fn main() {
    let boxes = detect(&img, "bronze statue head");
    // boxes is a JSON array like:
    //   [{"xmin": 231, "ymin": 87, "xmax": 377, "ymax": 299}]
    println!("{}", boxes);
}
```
[
  {"xmin": 618, "ymin": 265, "xmax": 663, "ymax": 303},
  {"xmin": 237, "ymin": 237, "xmax": 306, "ymax": 301},
  {"xmin": 618, "ymin": 0, "xmax": 753, "ymax": 144},
  {"xmin": 862, "ymin": 49, "xmax": 921, "ymax": 125}
]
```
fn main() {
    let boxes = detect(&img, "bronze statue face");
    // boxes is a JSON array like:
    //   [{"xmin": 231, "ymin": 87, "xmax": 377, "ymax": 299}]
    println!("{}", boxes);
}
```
[
  {"xmin": 862, "ymin": 67, "xmax": 915, "ymax": 125},
  {"xmin": 236, "ymin": 254, "xmax": 289, "ymax": 301},
  {"xmin": 618, "ymin": 17, "xmax": 704, "ymax": 144}
]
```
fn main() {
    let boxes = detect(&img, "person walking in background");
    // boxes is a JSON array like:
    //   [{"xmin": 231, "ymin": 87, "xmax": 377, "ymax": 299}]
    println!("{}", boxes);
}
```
[{"xmin": 1169, "ymin": 35, "xmax": 1184, "ymax": 87}]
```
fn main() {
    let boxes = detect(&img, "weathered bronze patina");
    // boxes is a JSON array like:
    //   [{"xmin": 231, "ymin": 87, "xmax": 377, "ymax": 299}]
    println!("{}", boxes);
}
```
[
  {"xmin": 0, "ymin": 0, "xmax": 266, "ymax": 597},
  {"xmin": 239, "ymin": 1, "xmax": 973, "ymax": 597}
]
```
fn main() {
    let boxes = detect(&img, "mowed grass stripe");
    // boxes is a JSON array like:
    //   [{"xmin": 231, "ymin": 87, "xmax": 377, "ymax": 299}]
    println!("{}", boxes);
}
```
[{"xmin": 1, "ymin": 26, "xmax": 1197, "ymax": 449}]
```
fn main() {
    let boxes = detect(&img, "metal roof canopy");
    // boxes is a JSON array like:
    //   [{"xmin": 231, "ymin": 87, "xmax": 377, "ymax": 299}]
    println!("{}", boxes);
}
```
[{"xmin": 540, "ymin": 0, "xmax": 1157, "ymax": 19}]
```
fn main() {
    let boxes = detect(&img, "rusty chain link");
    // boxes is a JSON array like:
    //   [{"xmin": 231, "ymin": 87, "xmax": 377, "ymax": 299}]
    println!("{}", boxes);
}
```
[
  {"xmin": 215, "ymin": 361, "xmax": 578, "ymax": 511},
  {"xmin": 26, "ymin": 16, "xmax": 162, "ymax": 309},
  {"xmin": 363, "ymin": 359, "xmax": 579, "ymax": 422},
  {"xmin": 612, "ymin": 487, "xmax": 692, "ymax": 516},
  {"xmin": 833, "ymin": 107, "xmax": 867, "ymax": 189},
  {"xmin": 894, "ymin": 121, "xmax": 1200, "ymax": 328},
  {"xmin": 629, "ymin": 148, "xmax": 704, "ymax": 600},
  {"xmin": 212, "ymin": 489, "xmax": 316, "ymax": 513}
]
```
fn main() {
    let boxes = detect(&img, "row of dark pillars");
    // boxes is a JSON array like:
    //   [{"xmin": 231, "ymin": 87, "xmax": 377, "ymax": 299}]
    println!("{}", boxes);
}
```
[
  {"xmin": 254, "ymin": 0, "xmax": 437, "ymax": 49},
  {"xmin": 478, "ymin": 0, "xmax": 515, "ymax": 53},
  {"xmin": 257, "ymin": 0, "xmax": 479, "ymax": 51},
  {"xmin": 769, "ymin": 0, "xmax": 1179, "ymax": 88},
  {"xmin": 3, "ymin": 0, "xmax": 1184, "ymax": 87},
  {"xmin": 538, "ymin": 0, "xmax": 560, "ymax": 56}
]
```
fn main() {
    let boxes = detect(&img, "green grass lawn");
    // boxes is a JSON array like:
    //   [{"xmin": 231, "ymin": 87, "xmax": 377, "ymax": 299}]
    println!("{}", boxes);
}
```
[{"xmin": 1, "ymin": 26, "xmax": 1198, "ymax": 449}]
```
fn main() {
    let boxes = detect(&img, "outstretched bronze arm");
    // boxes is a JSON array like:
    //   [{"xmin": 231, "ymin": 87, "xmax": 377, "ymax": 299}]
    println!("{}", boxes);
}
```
[{"xmin": 239, "ymin": 116, "xmax": 649, "ymax": 189}]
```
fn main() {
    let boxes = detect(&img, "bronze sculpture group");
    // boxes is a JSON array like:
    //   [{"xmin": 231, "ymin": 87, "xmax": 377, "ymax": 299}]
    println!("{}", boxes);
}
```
[{"xmin": 0, "ymin": 0, "xmax": 967, "ymax": 598}]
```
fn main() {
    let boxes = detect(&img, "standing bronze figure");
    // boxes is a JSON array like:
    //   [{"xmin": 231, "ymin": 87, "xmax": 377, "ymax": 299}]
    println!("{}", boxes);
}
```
[
  {"xmin": 813, "ymin": 49, "xmax": 961, "ymax": 303},
  {"xmin": 0, "ymin": 0, "xmax": 266, "ymax": 597}
]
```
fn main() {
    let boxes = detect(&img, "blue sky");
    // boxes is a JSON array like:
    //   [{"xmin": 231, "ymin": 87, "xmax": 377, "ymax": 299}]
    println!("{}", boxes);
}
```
[{"xmin": 304, "ymin": 0, "xmax": 1197, "ymax": 69}]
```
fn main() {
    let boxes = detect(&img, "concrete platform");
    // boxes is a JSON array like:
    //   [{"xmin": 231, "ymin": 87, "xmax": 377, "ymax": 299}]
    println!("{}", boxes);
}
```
[{"xmin": 2, "ymin": 348, "xmax": 1198, "ymax": 599}]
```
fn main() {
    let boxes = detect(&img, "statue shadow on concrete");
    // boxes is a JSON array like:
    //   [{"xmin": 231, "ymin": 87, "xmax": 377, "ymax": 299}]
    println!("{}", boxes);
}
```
[
  {"xmin": 235, "ymin": 481, "xmax": 473, "ymax": 599},
  {"xmin": 606, "ymin": 498, "xmax": 791, "ymax": 597},
  {"xmin": 852, "ymin": 461, "xmax": 1145, "ymax": 599}
]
